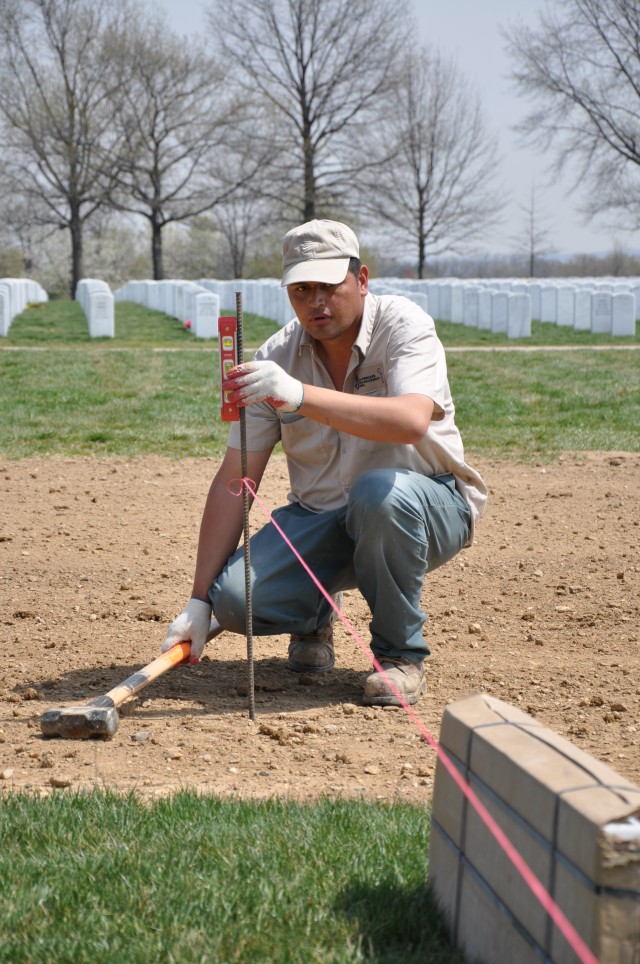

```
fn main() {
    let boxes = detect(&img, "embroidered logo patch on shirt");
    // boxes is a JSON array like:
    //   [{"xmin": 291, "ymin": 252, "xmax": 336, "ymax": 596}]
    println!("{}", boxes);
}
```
[{"xmin": 354, "ymin": 364, "xmax": 385, "ymax": 395}]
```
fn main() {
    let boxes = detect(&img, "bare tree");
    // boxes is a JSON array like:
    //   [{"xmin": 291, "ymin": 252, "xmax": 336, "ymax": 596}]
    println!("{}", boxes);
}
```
[
  {"xmin": 361, "ymin": 46, "xmax": 503, "ymax": 279},
  {"xmin": 107, "ymin": 12, "xmax": 267, "ymax": 280},
  {"xmin": 210, "ymin": 197, "xmax": 270, "ymax": 278},
  {"xmin": 509, "ymin": 184, "xmax": 555, "ymax": 277},
  {"xmin": 206, "ymin": 0, "xmax": 410, "ymax": 223},
  {"xmin": 504, "ymin": 0, "xmax": 640, "ymax": 231},
  {"xmin": 0, "ymin": 0, "xmax": 130, "ymax": 295}
]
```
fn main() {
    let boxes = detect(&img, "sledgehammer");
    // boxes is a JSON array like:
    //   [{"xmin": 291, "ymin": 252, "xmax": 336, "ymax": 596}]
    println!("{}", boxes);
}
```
[{"xmin": 40, "ymin": 619, "xmax": 223, "ymax": 740}]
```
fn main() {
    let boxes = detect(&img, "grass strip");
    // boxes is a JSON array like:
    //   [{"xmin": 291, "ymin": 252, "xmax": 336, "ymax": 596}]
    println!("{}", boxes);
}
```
[
  {"xmin": 435, "ymin": 318, "xmax": 639, "ymax": 346},
  {"xmin": 447, "ymin": 349, "xmax": 640, "ymax": 458},
  {"xmin": 0, "ymin": 790, "xmax": 464, "ymax": 963},
  {"xmin": 4, "ymin": 300, "xmax": 280, "ymax": 349},
  {"xmin": 1, "ymin": 344, "xmax": 637, "ymax": 459}
]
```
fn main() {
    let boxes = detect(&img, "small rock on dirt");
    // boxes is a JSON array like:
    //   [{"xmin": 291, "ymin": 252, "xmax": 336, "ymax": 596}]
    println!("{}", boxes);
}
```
[{"xmin": 49, "ymin": 775, "xmax": 73, "ymax": 788}]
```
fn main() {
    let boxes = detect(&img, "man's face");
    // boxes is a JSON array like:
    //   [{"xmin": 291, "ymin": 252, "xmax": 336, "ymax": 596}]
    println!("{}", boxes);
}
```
[{"xmin": 287, "ymin": 265, "xmax": 369, "ymax": 345}]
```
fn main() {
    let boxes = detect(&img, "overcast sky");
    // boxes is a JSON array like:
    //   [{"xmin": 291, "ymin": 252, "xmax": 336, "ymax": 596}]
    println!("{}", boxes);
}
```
[{"xmin": 160, "ymin": 0, "xmax": 633, "ymax": 257}]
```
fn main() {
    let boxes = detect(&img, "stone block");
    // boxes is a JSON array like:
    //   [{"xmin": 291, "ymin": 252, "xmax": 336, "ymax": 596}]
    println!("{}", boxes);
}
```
[{"xmin": 429, "ymin": 694, "xmax": 640, "ymax": 964}]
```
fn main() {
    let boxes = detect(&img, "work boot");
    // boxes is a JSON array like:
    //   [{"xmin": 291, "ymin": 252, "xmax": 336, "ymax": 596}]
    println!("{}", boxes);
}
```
[
  {"xmin": 362, "ymin": 657, "xmax": 427, "ymax": 706},
  {"xmin": 287, "ymin": 594, "xmax": 342, "ymax": 674}
]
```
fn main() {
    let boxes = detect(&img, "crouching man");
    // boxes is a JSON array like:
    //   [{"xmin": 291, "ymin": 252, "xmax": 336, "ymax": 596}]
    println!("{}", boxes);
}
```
[{"xmin": 162, "ymin": 219, "xmax": 487, "ymax": 706}]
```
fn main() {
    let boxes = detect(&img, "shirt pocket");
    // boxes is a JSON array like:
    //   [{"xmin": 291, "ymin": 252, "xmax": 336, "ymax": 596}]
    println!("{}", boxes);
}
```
[{"xmin": 280, "ymin": 416, "xmax": 332, "ymax": 466}]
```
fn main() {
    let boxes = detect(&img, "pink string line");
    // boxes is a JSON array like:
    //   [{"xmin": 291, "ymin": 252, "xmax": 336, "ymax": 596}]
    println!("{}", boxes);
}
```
[{"xmin": 237, "ymin": 476, "xmax": 599, "ymax": 964}]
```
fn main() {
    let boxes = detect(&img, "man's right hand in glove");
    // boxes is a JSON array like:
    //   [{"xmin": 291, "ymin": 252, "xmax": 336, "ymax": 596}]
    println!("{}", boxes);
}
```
[{"xmin": 162, "ymin": 597, "xmax": 212, "ymax": 664}]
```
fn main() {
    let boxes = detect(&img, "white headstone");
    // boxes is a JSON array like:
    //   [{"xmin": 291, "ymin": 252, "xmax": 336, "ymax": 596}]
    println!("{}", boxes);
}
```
[
  {"xmin": 507, "ymin": 293, "xmax": 531, "ymax": 339},
  {"xmin": 611, "ymin": 293, "xmax": 635, "ymax": 336},
  {"xmin": 426, "ymin": 284, "xmax": 441, "ymax": 320},
  {"xmin": 491, "ymin": 292, "xmax": 509, "ymax": 334},
  {"xmin": 478, "ymin": 290, "xmax": 494, "ymax": 330},
  {"xmin": 591, "ymin": 292, "xmax": 613, "ymax": 334},
  {"xmin": 528, "ymin": 284, "xmax": 541, "ymax": 320},
  {"xmin": 192, "ymin": 292, "xmax": 220, "ymax": 339},
  {"xmin": 88, "ymin": 292, "xmax": 114, "ymax": 338},
  {"xmin": 630, "ymin": 284, "xmax": 640, "ymax": 320},
  {"xmin": 540, "ymin": 285, "xmax": 558, "ymax": 323},
  {"xmin": 556, "ymin": 287, "xmax": 576, "ymax": 327},
  {"xmin": 450, "ymin": 285, "xmax": 464, "ymax": 324},
  {"xmin": 438, "ymin": 285, "xmax": 452, "ymax": 322},
  {"xmin": 574, "ymin": 289, "xmax": 594, "ymax": 331},
  {"xmin": 463, "ymin": 286, "xmax": 480, "ymax": 327},
  {"xmin": 0, "ymin": 289, "xmax": 8, "ymax": 336}
]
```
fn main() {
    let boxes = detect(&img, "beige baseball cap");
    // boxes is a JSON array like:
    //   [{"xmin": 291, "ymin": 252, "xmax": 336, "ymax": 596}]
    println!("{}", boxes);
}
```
[{"xmin": 281, "ymin": 219, "xmax": 359, "ymax": 287}]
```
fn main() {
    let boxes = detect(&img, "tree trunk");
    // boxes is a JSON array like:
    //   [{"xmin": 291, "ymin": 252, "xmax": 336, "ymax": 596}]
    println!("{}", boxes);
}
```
[
  {"xmin": 69, "ymin": 203, "xmax": 84, "ymax": 299},
  {"xmin": 151, "ymin": 212, "xmax": 164, "ymax": 280},
  {"xmin": 302, "ymin": 124, "xmax": 315, "ymax": 221},
  {"xmin": 418, "ymin": 208, "xmax": 426, "ymax": 280}
]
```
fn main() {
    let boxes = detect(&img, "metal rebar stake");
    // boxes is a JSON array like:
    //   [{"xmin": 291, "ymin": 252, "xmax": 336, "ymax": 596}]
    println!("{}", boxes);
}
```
[{"xmin": 236, "ymin": 290, "xmax": 255, "ymax": 721}]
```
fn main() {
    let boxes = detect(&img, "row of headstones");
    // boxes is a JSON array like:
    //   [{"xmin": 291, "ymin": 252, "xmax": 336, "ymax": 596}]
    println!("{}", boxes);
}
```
[
  {"xmin": 0, "ymin": 278, "xmax": 49, "ymax": 336},
  {"xmin": 113, "ymin": 279, "xmax": 222, "ymax": 337},
  {"xmin": 114, "ymin": 278, "xmax": 293, "ymax": 331},
  {"xmin": 369, "ymin": 278, "xmax": 638, "ymax": 336},
  {"xmin": 101, "ymin": 274, "xmax": 640, "ymax": 340}
]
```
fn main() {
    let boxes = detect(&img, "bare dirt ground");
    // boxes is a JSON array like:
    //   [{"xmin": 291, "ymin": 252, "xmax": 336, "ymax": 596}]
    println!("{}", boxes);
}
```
[{"xmin": 1, "ymin": 451, "xmax": 638, "ymax": 802}]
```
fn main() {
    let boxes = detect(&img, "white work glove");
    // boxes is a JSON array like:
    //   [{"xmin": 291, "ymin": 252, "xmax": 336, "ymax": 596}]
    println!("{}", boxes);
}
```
[
  {"xmin": 225, "ymin": 360, "xmax": 304, "ymax": 413},
  {"xmin": 162, "ymin": 597, "xmax": 212, "ymax": 664}
]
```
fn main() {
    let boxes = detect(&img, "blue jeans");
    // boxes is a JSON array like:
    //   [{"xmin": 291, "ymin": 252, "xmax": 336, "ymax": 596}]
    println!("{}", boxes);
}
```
[{"xmin": 210, "ymin": 468, "xmax": 471, "ymax": 665}]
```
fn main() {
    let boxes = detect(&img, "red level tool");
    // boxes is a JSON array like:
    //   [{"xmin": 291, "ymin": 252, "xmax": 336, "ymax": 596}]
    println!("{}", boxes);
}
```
[{"xmin": 218, "ymin": 316, "xmax": 239, "ymax": 421}]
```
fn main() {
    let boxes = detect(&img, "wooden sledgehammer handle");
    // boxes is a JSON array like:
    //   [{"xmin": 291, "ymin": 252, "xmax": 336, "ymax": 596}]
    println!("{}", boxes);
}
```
[{"xmin": 89, "ymin": 621, "xmax": 223, "ymax": 710}]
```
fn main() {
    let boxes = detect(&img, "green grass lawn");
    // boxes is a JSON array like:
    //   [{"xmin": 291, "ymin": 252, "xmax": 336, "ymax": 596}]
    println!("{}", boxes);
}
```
[
  {"xmin": 435, "ymin": 317, "xmax": 639, "ymax": 346},
  {"xmin": 0, "ymin": 791, "xmax": 464, "ymax": 964},
  {"xmin": 5, "ymin": 299, "xmax": 280, "ymax": 348},
  {"xmin": 0, "ymin": 301, "xmax": 637, "ymax": 459}
]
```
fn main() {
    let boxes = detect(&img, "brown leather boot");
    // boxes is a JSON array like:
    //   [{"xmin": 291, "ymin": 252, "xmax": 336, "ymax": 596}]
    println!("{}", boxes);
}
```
[
  {"xmin": 287, "ymin": 594, "xmax": 342, "ymax": 674},
  {"xmin": 362, "ymin": 657, "xmax": 426, "ymax": 706}
]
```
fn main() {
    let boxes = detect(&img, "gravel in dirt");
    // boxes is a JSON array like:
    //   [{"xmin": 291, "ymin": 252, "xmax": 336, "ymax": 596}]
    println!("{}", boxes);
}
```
[{"xmin": 1, "ymin": 451, "xmax": 638, "ymax": 801}]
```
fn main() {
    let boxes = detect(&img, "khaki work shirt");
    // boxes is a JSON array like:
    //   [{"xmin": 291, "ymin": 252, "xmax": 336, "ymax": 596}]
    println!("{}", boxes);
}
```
[{"xmin": 228, "ymin": 293, "xmax": 487, "ymax": 543}]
